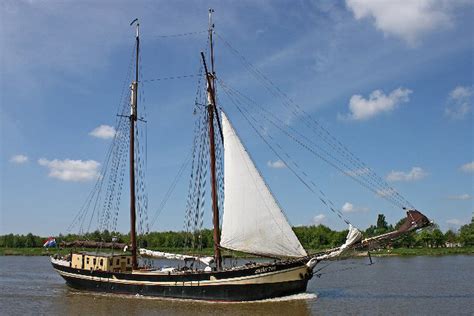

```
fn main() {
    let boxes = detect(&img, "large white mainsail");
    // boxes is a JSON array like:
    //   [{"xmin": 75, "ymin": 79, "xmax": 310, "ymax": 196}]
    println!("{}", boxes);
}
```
[{"xmin": 220, "ymin": 112, "xmax": 307, "ymax": 258}]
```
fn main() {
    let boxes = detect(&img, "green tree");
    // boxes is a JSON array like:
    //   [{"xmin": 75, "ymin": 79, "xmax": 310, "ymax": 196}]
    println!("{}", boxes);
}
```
[
  {"xmin": 431, "ymin": 229, "xmax": 445, "ymax": 248},
  {"xmin": 102, "ymin": 230, "xmax": 111, "ymax": 242},
  {"xmin": 394, "ymin": 217, "xmax": 406, "ymax": 230},
  {"xmin": 416, "ymin": 230, "xmax": 432, "ymax": 247},
  {"xmin": 364, "ymin": 225, "xmax": 377, "ymax": 237},
  {"xmin": 331, "ymin": 230, "xmax": 348, "ymax": 247},
  {"xmin": 459, "ymin": 223, "xmax": 474, "ymax": 246},
  {"xmin": 392, "ymin": 232, "xmax": 415, "ymax": 248},
  {"xmin": 25, "ymin": 233, "xmax": 37, "ymax": 247},
  {"xmin": 444, "ymin": 230, "xmax": 458, "ymax": 243},
  {"xmin": 377, "ymin": 214, "xmax": 388, "ymax": 230}
]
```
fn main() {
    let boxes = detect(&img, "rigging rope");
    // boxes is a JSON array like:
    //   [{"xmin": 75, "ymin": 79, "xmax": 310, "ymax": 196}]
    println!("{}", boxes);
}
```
[
  {"xmin": 141, "ymin": 74, "xmax": 200, "ymax": 83},
  {"xmin": 67, "ymin": 42, "xmax": 135, "ymax": 237},
  {"xmin": 182, "ymin": 39, "xmax": 213, "ymax": 250},
  {"xmin": 150, "ymin": 150, "xmax": 192, "ymax": 228},
  {"xmin": 217, "ymin": 79, "xmax": 408, "ymax": 210},
  {"xmin": 184, "ymin": 99, "xmax": 214, "ymax": 249},
  {"xmin": 153, "ymin": 30, "xmax": 207, "ymax": 38},
  {"xmin": 215, "ymin": 31, "xmax": 414, "ymax": 211},
  {"xmin": 135, "ymin": 46, "xmax": 150, "ymax": 241},
  {"xmin": 218, "ymin": 81, "xmax": 353, "ymax": 227}
]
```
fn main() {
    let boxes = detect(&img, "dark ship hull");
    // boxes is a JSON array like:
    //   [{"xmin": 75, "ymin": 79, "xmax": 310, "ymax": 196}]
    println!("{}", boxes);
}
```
[{"xmin": 52, "ymin": 259, "xmax": 313, "ymax": 301}]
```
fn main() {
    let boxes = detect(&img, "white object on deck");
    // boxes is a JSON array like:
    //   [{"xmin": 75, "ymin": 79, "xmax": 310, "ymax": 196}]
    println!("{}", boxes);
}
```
[
  {"xmin": 50, "ymin": 257, "xmax": 70, "ymax": 267},
  {"xmin": 139, "ymin": 248, "xmax": 214, "ymax": 266}
]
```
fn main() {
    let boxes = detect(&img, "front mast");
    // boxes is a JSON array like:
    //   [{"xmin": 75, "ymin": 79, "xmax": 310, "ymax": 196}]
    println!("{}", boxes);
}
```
[{"xmin": 129, "ymin": 19, "xmax": 139, "ymax": 270}]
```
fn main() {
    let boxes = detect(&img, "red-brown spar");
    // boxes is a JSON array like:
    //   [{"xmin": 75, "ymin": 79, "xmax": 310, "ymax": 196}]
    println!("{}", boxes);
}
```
[{"xmin": 51, "ymin": 10, "xmax": 431, "ymax": 301}]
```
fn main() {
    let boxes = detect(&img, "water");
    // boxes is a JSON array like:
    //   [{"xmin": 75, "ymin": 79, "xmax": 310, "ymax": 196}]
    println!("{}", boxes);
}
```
[{"xmin": 0, "ymin": 256, "xmax": 473, "ymax": 315}]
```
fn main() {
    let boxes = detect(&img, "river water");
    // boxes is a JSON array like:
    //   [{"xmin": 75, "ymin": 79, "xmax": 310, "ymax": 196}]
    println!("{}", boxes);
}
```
[{"xmin": 0, "ymin": 255, "xmax": 472, "ymax": 315}]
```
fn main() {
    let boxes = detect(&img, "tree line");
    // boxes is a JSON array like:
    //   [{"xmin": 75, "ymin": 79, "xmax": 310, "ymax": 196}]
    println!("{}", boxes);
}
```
[{"xmin": 1, "ymin": 214, "xmax": 473, "ymax": 250}]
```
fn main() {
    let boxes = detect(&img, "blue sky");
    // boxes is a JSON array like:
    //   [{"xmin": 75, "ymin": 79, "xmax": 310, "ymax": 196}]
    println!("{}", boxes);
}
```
[{"xmin": 1, "ymin": 0, "xmax": 473, "ymax": 236}]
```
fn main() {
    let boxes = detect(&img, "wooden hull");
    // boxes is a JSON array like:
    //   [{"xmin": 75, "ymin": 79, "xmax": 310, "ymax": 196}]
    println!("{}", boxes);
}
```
[{"xmin": 52, "ymin": 259, "xmax": 313, "ymax": 301}]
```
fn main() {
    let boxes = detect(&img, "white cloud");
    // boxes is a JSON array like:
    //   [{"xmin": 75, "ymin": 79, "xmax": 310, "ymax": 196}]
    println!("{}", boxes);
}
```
[
  {"xmin": 446, "ymin": 218, "xmax": 464, "ymax": 226},
  {"xmin": 312, "ymin": 214, "xmax": 326, "ymax": 225},
  {"xmin": 342, "ymin": 202, "xmax": 354, "ymax": 212},
  {"xmin": 460, "ymin": 161, "xmax": 474, "ymax": 173},
  {"xmin": 450, "ymin": 85, "xmax": 473, "ymax": 100},
  {"xmin": 89, "ymin": 125, "xmax": 116, "ymax": 139},
  {"xmin": 346, "ymin": 0, "xmax": 456, "ymax": 45},
  {"xmin": 10, "ymin": 154, "xmax": 28, "ymax": 164},
  {"xmin": 445, "ymin": 85, "xmax": 472, "ymax": 120},
  {"xmin": 447, "ymin": 194, "xmax": 471, "ymax": 200},
  {"xmin": 342, "ymin": 202, "xmax": 354, "ymax": 213},
  {"xmin": 341, "ymin": 202, "xmax": 369, "ymax": 213},
  {"xmin": 38, "ymin": 158, "xmax": 100, "ymax": 182},
  {"xmin": 341, "ymin": 87, "xmax": 412, "ymax": 121},
  {"xmin": 386, "ymin": 167, "xmax": 428, "ymax": 182},
  {"xmin": 267, "ymin": 159, "xmax": 286, "ymax": 169}
]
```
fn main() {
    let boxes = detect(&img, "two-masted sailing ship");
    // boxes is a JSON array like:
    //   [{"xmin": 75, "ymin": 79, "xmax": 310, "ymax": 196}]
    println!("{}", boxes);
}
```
[{"xmin": 50, "ymin": 11, "xmax": 431, "ymax": 301}]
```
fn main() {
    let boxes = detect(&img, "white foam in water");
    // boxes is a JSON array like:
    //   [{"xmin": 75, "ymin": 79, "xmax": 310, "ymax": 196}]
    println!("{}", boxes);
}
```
[
  {"xmin": 70, "ymin": 290, "xmax": 318, "ymax": 304},
  {"xmin": 248, "ymin": 292, "xmax": 318, "ymax": 303}
]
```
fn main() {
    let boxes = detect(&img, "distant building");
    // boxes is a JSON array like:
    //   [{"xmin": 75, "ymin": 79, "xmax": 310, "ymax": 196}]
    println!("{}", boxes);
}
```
[{"xmin": 445, "ymin": 242, "xmax": 461, "ymax": 248}]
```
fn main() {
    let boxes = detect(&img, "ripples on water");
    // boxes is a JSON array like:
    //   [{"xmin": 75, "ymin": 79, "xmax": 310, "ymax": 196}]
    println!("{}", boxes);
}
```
[{"xmin": 0, "ymin": 256, "xmax": 473, "ymax": 315}]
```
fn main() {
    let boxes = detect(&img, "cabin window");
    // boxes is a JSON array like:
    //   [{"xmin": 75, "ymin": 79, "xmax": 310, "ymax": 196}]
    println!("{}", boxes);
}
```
[
  {"xmin": 109, "ymin": 258, "xmax": 113, "ymax": 265},
  {"xmin": 100, "ymin": 259, "xmax": 103, "ymax": 266},
  {"xmin": 127, "ymin": 258, "xmax": 130, "ymax": 264},
  {"xmin": 86, "ymin": 258, "xmax": 90, "ymax": 264},
  {"xmin": 93, "ymin": 258, "xmax": 96, "ymax": 265},
  {"xmin": 116, "ymin": 259, "xmax": 120, "ymax": 265}
]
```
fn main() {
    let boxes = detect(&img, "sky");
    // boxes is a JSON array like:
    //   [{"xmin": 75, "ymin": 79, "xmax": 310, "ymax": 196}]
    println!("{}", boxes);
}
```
[{"xmin": 1, "ymin": 0, "xmax": 473, "ymax": 236}]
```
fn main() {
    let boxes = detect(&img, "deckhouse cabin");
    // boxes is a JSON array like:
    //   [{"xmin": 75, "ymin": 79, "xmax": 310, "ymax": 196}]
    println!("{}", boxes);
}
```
[{"xmin": 71, "ymin": 252, "xmax": 132, "ymax": 273}]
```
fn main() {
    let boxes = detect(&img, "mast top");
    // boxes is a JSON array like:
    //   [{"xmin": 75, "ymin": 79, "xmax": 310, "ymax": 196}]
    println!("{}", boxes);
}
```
[
  {"xmin": 130, "ymin": 18, "xmax": 139, "ymax": 38},
  {"xmin": 208, "ymin": 8, "xmax": 214, "ymax": 30}
]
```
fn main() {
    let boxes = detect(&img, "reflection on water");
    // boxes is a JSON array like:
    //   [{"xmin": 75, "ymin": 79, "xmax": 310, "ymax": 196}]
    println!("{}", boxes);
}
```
[
  {"xmin": 60, "ymin": 291, "xmax": 315, "ymax": 316},
  {"xmin": 1, "ymin": 256, "xmax": 473, "ymax": 315}
]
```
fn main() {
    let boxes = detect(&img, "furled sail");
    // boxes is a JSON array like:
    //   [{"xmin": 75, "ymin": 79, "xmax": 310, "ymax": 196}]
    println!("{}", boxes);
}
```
[
  {"xmin": 305, "ymin": 224, "xmax": 363, "ymax": 269},
  {"xmin": 315, "ymin": 224, "xmax": 363, "ymax": 261},
  {"xmin": 139, "ymin": 248, "xmax": 214, "ymax": 266},
  {"xmin": 220, "ymin": 112, "xmax": 307, "ymax": 258}
]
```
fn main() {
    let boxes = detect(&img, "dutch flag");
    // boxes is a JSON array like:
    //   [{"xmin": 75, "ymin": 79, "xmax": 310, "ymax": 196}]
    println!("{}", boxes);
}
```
[{"xmin": 43, "ymin": 237, "xmax": 57, "ymax": 248}]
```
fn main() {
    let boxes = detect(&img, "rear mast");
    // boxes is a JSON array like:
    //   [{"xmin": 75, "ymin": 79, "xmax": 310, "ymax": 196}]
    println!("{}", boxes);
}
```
[
  {"xmin": 129, "ymin": 18, "xmax": 139, "ymax": 270},
  {"xmin": 204, "ymin": 8, "xmax": 222, "ymax": 270}
]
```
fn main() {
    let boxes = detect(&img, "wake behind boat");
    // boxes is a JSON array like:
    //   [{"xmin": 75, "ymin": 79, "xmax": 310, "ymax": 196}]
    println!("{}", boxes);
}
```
[{"xmin": 51, "ymin": 10, "xmax": 431, "ymax": 301}]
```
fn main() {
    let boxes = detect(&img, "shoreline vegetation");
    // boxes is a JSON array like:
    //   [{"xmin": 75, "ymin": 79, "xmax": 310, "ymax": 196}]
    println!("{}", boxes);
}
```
[
  {"xmin": 2, "ymin": 214, "xmax": 473, "ymax": 258},
  {"xmin": 1, "ymin": 246, "xmax": 473, "ymax": 257}
]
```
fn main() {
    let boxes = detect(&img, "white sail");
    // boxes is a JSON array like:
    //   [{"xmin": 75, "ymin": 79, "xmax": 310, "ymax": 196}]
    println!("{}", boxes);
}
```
[{"xmin": 220, "ymin": 112, "xmax": 307, "ymax": 258}]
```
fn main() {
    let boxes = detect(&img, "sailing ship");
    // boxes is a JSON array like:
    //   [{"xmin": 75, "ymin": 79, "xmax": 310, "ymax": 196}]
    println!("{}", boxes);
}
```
[{"xmin": 51, "ymin": 11, "xmax": 431, "ymax": 301}]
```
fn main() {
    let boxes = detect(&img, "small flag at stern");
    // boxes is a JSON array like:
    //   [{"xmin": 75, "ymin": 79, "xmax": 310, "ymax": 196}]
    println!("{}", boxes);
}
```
[{"xmin": 43, "ymin": 237, "xmax": 56, "ymax": 248}]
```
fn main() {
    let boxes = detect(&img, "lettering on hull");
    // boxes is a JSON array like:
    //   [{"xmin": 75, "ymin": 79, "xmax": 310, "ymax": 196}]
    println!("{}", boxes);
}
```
[{"xmin": 255, "ymin": 266, "xmax": 277, "ymax": 274}]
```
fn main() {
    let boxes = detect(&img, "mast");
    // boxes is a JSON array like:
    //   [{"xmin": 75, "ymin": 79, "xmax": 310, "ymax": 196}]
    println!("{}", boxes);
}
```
[
  {"xmin": 202, "ymin": 8, "xmax": 222, "ymax": 270},
  {"xmin": 129, "ymin": 18, "xmax": 139, "ymax": 270},
  {"xmin": 209, "ymin": 8, "xmax": 215, "ymax": 82}
]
